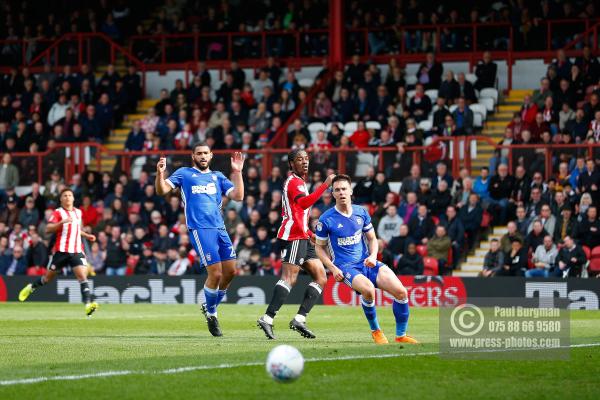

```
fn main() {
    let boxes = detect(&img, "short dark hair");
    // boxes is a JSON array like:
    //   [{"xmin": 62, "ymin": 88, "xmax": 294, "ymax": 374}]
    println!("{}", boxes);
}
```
[
  {"xmin": 192, "ymin": 142, "xmax": 210, "ymax": 152},
  {"xmin": 332, "ymin": 174, "xmax": 352, "ymax": 186},
  {"xmin": 59, "ymin": 188, "xmax": 74, "ymax": 197}
]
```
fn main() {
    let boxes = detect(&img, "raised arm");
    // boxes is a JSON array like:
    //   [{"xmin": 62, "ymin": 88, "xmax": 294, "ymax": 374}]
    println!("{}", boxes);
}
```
[
  {"xmin": 296, "ymin": 174, "xmax": 335, "ymax": 209},
  {"xmin": 227, "ymin": 152, "xmax": 245, "ymax": 201},
  {"xmin": 155, "ymin": 157, "xmax": 173, "ymax": 196}
]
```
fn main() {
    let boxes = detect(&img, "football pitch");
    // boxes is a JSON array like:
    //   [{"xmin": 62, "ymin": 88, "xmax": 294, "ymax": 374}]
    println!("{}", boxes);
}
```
[{"xmin": 0, "ymin": 303, "xmax": 599, "ymax": 400}]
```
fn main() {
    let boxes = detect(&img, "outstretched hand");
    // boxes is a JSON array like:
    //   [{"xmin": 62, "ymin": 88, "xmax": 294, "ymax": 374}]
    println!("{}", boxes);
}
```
[
  {"xmin": 157, "ymin": 157, "xmax": 167, "ymax": 175},
  {"xmin": 231, "ymin": 152, "xmax": 245, "ymax": 173}
]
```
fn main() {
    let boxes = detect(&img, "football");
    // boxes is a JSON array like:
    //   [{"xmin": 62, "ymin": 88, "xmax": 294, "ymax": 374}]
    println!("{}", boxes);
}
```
[{"xmin": 265, "ymin": 345, "xmax": 305, "ymax": 383}]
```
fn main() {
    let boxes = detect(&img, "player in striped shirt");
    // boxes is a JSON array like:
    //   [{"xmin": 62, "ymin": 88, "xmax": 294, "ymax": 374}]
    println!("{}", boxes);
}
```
[
  {"xmin": 18, "ymin": 188, "xmax": 99, "ymax": 316},
  {"xmin": 257, "ymin": 149, "xmax": 334, "ymax": 339}
]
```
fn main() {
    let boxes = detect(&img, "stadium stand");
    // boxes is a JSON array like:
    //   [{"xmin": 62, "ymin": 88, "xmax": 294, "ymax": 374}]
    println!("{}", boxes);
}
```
[{"xmin": 0, "ymin": 0, "xmax": 599, "ymax": 279}]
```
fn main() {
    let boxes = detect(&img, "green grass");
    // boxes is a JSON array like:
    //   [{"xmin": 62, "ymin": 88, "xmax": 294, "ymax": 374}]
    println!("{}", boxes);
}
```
[{"xmin": 0, "ymin": 303, "xmax": 599, "ymax": 400}]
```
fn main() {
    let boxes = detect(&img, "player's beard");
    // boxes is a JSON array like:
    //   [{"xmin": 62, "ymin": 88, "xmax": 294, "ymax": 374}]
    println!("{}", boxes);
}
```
[{"xmin": 193, "ymin": 159, "xmax": 209, "ymax": 171}]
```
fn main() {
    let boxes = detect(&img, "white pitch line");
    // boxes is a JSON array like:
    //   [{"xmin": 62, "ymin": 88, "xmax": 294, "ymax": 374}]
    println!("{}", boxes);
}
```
[{"xmin": 1, "ymin": 343, "xmax": 599, "ymax": 387}]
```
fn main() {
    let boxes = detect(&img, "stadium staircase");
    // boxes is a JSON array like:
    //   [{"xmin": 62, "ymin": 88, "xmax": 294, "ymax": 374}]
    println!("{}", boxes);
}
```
[
  {"xmin": 453, "ymin": 89, "xmax": 533, "ymax": 276},
  {"xmin": 91, "ymin": 54, "xmax": 158, "ymax": 173}
]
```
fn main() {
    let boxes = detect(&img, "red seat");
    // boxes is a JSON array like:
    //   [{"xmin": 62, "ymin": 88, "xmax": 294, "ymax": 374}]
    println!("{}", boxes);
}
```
[
  {"xmin": 480, "ymin": 211, "xmax": 492, "ymax": 228},
  {"xmin": 416, "ymin": 245, "xmax": 428, "ymax": 257},
  {"xmin": 423, "ymin": 257, "xmax": 439, "ymax": 276},
  {"xmin": 432, "ymin": 216, "xmax": 440, "ymax": 225},
  {"xmin": 582, "ymin": 246, "xmax": 591, "ymax": 260},
  {"xmin": 588, "ymin": 258, "xmax": 600, "ymax": 274},
  {"xmin": 589, "ymin": 246, "xmax": 600, "ymax": 259}
]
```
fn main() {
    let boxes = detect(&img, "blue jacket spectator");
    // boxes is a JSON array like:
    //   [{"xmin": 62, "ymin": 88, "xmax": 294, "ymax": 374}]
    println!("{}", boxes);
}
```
[{"xmin": 125, "ymin": 122, "xmax": 145, "ymax": 151}]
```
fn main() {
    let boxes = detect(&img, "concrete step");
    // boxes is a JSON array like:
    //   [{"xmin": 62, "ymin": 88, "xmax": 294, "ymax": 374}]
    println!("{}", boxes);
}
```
[
  {"xmin": 461, "ymin": 263, "xmax": 483, "ymax": 272},
  {"xmin": 452, "ymin": 270, "xmax": 480, "ymax": 277},
  {"xmin": 125, "ymin": 113, "xmax": 147, "ymax": 120},
  {"xmin": 140, "ymin": 99, "xmax": 159, "ymax": 107},
  {"xmin": 498, "ymin": 105, "xmax": 521, "ymax": 111},
  {"xmin": 494, "ymin": 227, "xmax": 508, "ymax": 235},
  {"xmin": 475, "ymin": 249, "xmax": 489, "ymax": 257},
  {"xmin": 488, "ymin": 234, "xmax": 503, "ymax": 240},
  {"xmin": 509, "ymin": 89, "xmax": 533, "ymax": 96},
  {"xmin": 105, "ymin": 143, "xmax": 126, "ymax": 150},
  {"xmin": 479, "ymin": 241, "xmax": 491, "ymax": 249},
  {"xmin": 466, "ymin": 256, "xmax": 485, "ymax": 264}
]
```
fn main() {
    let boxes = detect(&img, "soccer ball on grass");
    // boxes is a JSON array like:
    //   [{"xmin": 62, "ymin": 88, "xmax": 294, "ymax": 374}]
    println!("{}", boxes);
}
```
[{"xmin": 265, "ymin": 345, "xmax": 304, "ymax": 383}]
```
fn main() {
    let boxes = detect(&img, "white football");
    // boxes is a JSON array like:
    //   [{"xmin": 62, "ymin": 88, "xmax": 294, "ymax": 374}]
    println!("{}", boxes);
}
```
[{"xmin": 266, "ymin": 345, "xmax": 304, "ymax": 383}]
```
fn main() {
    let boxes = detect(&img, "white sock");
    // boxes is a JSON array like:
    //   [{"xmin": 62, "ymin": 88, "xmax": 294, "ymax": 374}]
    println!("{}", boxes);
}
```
[
  {"xmin": 262, "ymin": 315, "xmax": 274, "ymax": 325},
  {"xmin": 207, "ymin": 311, "xmax": 217, "ymax": 317},
  {"xmin": 294, "ymin": 314, "xmax": 306, "ymax": 323}
]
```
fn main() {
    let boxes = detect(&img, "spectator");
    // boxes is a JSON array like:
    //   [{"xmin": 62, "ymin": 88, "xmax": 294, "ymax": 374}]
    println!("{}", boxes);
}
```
[
  {"xmin": 417, "ymin": 52, "xmax": 443, "ymax": 90},
  {"xmin": 576, "ymin": 206, "xmax": 600, "ymax": 249},
  {"xmin": 554, "ymin": 236, "xmax": 587, "ymax": 277},
  {"xmin": 125, "ymin": 120, "xmax": 145, "ymax": 151},
  {"xmin": 377, "ymin": 204, "xmax": 403, "ymax": 244},
  {"xmin": 438, "ymin": 71, "xmax": 460, "ymax": 104},
  {"xmin": 408, "ymin": 204, "xmax": 434, "ymax": 244},
  {"xmin": 168, "ymin": 247, "xmax": 191, "ymax": 276},
  {"xmin": 18, "ymin": 197, "xmax": 39, "ymax": 227},
  {"xmin": 0, "ymin": 153, "xmax": 19, "ymax": 190},
  {"xmin": 526, "ymin": 235, "xmax": 558, "ymax": 278},
  {"xmin": 0, "ymin": 245, "xmax": 26, "ymax": 275},
  {"xmin": 452, "ymin": 97, "xmax": 474, "ymax": 135},
  {"xmin": 427, "ymin": 225, "xmax": 452, "ymax": 274},
  {"xmin": 488, "ymin": 164, "xmax": 514, "ymax": 224},
  {"xmin": 474, "ymin": 51, "xmax": 498, "ymax": 90},
  {"xmin": 396, "ymin": 242, "xmax": 424, "ymax": 275},
  {"xmin": 26, "ymin": 231, "xmax": 48, "ymax": 273},
  {"xmin": 497, "ymin": 237, "xmax": 528, "ymax": 276},
  {"xmin": 525, "ymin": 219, "xmax": 548, "ymax": 254},
  {"xmin": 105, "ymin": 225, "xmax": 129, "ymax": 275},
  {"xmin": 0, "ymin": 195, "xmax": 20, "ymax": 226},
  {"xmin": 456, "ymin": 72, "xmax": 477, "ymax": 104},
  {"xmin": 480, "ymin": 239, "xmax": 504, "ymax": 277},
  {"xmin": 408, "ymin": 84, "xmax": 432, "ymax": 122},
  {"xmin": 555, "ymin": 206, "xmax": 577, "ymax": 243}
]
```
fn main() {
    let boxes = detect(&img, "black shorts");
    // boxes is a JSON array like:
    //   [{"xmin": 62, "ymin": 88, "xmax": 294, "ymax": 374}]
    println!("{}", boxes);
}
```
[
  {"xmin": 279, "ymin": 239, "xmax": 317, "ymax": 267},
  {"xmin": 47, "ymin": 252, "xmax": 87, "ymax": 271}
]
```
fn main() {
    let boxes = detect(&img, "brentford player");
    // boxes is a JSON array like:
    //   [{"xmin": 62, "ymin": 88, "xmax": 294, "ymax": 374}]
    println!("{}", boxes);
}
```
[
  {"xmin": 257, "ymin": 149, "xmax": 334, "ymax": 339},
  {"xmin": 18, "ymin": 188, "xmax": 99, "ymax": 316}
]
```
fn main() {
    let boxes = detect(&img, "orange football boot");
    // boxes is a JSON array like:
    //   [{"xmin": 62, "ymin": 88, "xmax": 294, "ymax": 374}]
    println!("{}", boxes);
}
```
[
  {"xmin": 395, "ymin": 335, "xmax": 419, "ymax": 344},
  {"xmin": 371, "ymin": 329, "xmax": 389, "ymax": 344}
]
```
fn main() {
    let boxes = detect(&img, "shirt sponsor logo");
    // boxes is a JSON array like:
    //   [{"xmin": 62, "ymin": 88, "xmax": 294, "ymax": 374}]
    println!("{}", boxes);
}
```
[
  {"xmin": 337, "ymin": 231, "xmax": 362, "ymax": 246},
  {"xmin": 191, "ymin": 183, "xmax": 217, "ymax": 194}
]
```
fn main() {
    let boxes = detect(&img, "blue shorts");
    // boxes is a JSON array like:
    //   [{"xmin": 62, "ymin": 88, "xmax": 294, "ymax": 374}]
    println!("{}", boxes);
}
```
[
  {"xmin": 189, "ymin": 228, "xmax": 236, "ymax": 267},
  {"xmin": 341, "ymin": 261, "xmax": 385, "ymax": 288}
]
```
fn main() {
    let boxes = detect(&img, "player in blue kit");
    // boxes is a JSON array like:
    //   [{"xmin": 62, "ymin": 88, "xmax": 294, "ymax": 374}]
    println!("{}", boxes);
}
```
[
  {"xmin": 314, "ymin": 175, "xmax": 418, "ymax": 344},
  {"xmin": 155, "ymin": 142, "xmax": 245, "ymax": 337}
]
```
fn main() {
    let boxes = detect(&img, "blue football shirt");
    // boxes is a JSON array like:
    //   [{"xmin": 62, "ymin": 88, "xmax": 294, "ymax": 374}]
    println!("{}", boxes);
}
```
[
  {"xmin": 315, "ymin": 205, "xmax": 374, "ymax": 268},
  {"xmin": 166, "ymin": 167, "xmax": 234, "ymax": 229}
]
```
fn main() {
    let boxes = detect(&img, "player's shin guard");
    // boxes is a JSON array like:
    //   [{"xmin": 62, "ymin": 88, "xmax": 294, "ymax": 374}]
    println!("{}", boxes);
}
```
[
  {"xmin": 80, "ymin": 280, "xmax": 92, "ymax": 304},
  {"xmin": 295, "ymin": 282, "xmax": 322, "ymax": 322},
  {"xmin": 264, "ymin": 280, "xmax": 292, "ymax": 322},
  {"xmin": 32, "ymin": 276, "xmax": 46, "ymax": 289},
  {"xmin": 204, "ymin": 286, "xmax": 219, "ymax": 316},
  {"xmin": 393, "ymin": 298, "xmax": 409, "ymax": 337},
  {"xmin": 361, "ymin": 297, "xmax": 380, "ymax": 331},
  {"xmin": 216, "ymin": 289, "xmax": 227, "ymax": 307}
]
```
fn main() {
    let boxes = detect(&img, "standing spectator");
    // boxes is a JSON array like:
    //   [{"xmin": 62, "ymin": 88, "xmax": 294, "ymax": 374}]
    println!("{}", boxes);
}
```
[
  {"xmin": 459, "ymin": 193, "xmax": 483, "ymax": 250},
  {"xmin": 488, "ymin": 164, "xmax": 514, "ymax": 224},
  {"xmin": 417, "ymin": 52, "xmax": 443, "ymax": 90},
  {"xmin": 474, "ymin": 51, "xmax": 498, "ymax": 90},
  {"xmin": 480, "ymin": 239, "xmax": 504, "ymax": 277},
  {"xmin": 125, "ymin": 120, "xmax": 145, "ymax": 151},
  {"xmin": 526, "ymin": 235, "xmax": 558, "ymax": 278},
  {"xmin": 0, "ymin": 153, "xmax": 19, "ymax": 191},
  {"xmin": 446, "ymin": 205, "xmax": 465, "ymax": 268}
]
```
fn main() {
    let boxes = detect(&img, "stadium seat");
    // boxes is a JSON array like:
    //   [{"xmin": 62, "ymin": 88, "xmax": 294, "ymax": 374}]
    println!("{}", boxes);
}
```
[
  {"xmin": 326, "ymin": 121, "xmax": 344, "ymax": 132},
  {"xmin": 418, "ymin": 120, "xmax": 432, "ymax": 131},
  {"xmin": 582, "ymin": 246, "xmax": 591, "ymax": 260},
  {"xmin": 423, "ymin": 257, "xmax": 439, "ymax": 275},
  {"xmin": 480, "ymin": 211, "xmax": 492, "ymax": 228},
  {"xmin": 308, "ymin": 122, "xmax": 326, "ymax": 136},
  {"xmin": 465, "ymin": 73, "xmax": 477, "ymax": 83},
  {"xmin": 591, "ymin": 246, "xmax": 600, "ymax": 259},
  {"xmin": 365, "ymin": 121, "xmax": 381, "ymax": 130},
  {"xmin": 425, "ymin": 89, "xmax": 438, "ymax": 101},
  {"xmin": 343, "ymin": 121, "xmax": 358, "ymax": 136},
  {"xmin": 469, "ymin": 103, "xmax": 488, "ymax": 120},
  {"xmin": 479, "ymin": 88, "xmax": 499, "ymax": 104},
  {"xmin": 478, "ymin": 97, "xmax": 495, "ymax": 113},
  {"xmin": 449, "ymin": 104, "xmax": 458, "ymax": 113},
  {"xmin": 588, "ymin": 258, "xmax": 600, "ymax": 275},
  {"xmin": 432, "ymin": 216, "xmax": 440, "ymax": 225},
  {"xmin": 472, "ymin": 112, "xmax": 484, "ymax": 128},
  {"xmin": 407, "ymin": 89, "xmax": 416, "ymax": 101},
  {"xmin": 405, "ymin": 75, "xmax": 418, "ymax": 86},
  {"xmin": 298, "ymin": 78, "xmax": 315, "ymax": 88},
  {"xmin": 416, "ymin": 245, "xmax": 428, "ymax": 257}
]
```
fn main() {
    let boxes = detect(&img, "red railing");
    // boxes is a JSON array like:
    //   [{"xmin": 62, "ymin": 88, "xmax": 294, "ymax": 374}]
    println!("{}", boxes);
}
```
[{"xmin": 11, "ymin": 137, "xmax": 600, "ymax": 185}]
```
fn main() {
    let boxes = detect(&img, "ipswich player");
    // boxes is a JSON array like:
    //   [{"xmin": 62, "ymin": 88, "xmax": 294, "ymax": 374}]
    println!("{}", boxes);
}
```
[
  {"xmin": 314, "ymin": 175, "xmax": 418, "ymax": 344},
  {"xmin": 156, "ymin": 142, "xmax": 245, "ymax": 336},
  {"xmin": 257, "ymin": 149, "xmax": 334, "ymax": 339}
]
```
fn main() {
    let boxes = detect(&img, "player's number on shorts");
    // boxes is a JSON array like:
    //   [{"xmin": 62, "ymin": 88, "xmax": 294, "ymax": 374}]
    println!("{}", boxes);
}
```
[{"xmin": 230, "ymin": 247, "xmax": 236, "ymax": 257}]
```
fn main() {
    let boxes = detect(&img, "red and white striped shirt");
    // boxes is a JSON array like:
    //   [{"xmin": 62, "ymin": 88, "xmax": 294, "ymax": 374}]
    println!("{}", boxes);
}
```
[
  {"xmin": 49, "ymin": 207, "xmax": 84, "ymax": 253},
  {"xmin": 277, "ymin": 174, "xmax": 329, "ymax": 241}
]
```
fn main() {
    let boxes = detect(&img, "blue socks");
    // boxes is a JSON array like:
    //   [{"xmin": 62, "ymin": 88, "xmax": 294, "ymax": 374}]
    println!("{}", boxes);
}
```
[
  {"xmin": 216, "ymin": 289, "xmax": 227, "ymax": 306},
  {"xmin": 204, "ymin": 286, "xmax": 219, "ymax": 316},
  {"xmin": 393, "ymin": 298, "xmax": 410, "ymax": 337},
  {"xmin": 361, "ymin": 297, "xmax": 380, "ymax": 331}
]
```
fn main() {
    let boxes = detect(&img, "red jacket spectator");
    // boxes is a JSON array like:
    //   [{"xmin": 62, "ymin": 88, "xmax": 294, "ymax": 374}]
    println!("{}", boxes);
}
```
[
  {"xmin": 520, "ymin": 96, "xmax": 538, "ymax": 124},
  {"xmin": 81, "ymin": 203, "xmax": 100, "ymax": 227},
  {"xmin": 350, "ymin": 128, "xmax": 370, "ymax": 148}
]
